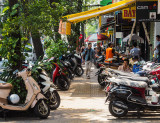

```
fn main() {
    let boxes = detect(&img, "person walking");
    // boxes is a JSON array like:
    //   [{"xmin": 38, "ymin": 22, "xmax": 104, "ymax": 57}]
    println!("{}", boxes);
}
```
[
  {"xmin": 83, "ymin": 43, "xmax": 95, "ymax": 79},
  {"xmin": 81, "ymin": 45, "xmax": 85, "ymax": 64}
]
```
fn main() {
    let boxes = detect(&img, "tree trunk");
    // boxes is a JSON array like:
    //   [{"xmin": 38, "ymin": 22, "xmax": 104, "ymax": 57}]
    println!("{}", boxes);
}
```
[
  {"xmin": 21, "ymin": 0, "xmax": 44, "ymax": 60},
  {"xmin": 9, "ymin": 0, "xmax": 22, "ymax": 70},
  {"xmin": 49, "ymin": 0, "xmax": 61, "ymax": 41},
  {"xmin": 31, "ymin": 31, "xmax": 44, "ymax": 60}
]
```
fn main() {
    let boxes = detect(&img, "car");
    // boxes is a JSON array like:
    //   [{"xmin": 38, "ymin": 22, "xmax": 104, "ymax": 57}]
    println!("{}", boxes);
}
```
[{"xmin": 23, "ymin": 45, "xmax": 37, "ymax": 62}]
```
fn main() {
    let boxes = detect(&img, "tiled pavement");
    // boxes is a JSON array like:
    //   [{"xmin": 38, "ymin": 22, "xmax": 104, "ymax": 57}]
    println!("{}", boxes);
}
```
[{"xmin": 1, "ymin": 67, "xmax": 160, "ymax": 123}]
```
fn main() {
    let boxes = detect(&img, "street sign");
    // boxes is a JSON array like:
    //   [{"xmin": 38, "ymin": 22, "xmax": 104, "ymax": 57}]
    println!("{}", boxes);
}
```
[
  {"xmin": 58, "ymin": 20, "xmax": 71, "ymax": 35},
  {"xmin": 136, "ymin": 1, "xmax": 160, "ymax": 22}
]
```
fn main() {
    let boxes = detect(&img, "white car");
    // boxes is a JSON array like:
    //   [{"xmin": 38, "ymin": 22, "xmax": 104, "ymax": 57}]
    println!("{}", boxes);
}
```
[{"xmin": 23, "ymin": 45, "xmax": 37, "ymax": 62}]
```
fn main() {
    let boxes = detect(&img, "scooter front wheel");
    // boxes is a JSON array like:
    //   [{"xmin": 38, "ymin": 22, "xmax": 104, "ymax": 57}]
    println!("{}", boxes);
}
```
[
  {"xmin": 98, "ymin": 74, "xmax": 108, "ymax": 86},
  {"xmin": 49, "ymin": 91, "xmax": 61, "ymax": 110},
  {"xmin": 34, "ymin": 99, "xmax": 50, "ymax": 119},
  {"xmin": 75, "ymin": 66, "xmax": 84, "ymax": 77}
]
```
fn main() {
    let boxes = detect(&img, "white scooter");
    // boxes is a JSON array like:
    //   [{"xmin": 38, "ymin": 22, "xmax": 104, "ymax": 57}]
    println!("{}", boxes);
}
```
[{"xmin": 37, "ymin": 68, "xmax": 60, "ymax": 110}]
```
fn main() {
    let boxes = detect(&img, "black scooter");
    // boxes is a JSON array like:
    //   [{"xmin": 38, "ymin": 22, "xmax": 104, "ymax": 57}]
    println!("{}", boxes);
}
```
[{"xmin": 105, "ymin": 77, "xmax": 160, "ymax": 118}]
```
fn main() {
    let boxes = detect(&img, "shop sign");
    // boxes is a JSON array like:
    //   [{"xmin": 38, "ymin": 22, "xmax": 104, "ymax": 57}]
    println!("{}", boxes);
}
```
[
  {"xmin": 136, "ymin": 1, "xmax": 160, "ymax": 22},
  {"xmin": 122, "ymin": 7, "xmax": 136, "ymax": 19},
  {"xmin": 58, "ymin": 20, "xmax": 71, "ymax": 35}
]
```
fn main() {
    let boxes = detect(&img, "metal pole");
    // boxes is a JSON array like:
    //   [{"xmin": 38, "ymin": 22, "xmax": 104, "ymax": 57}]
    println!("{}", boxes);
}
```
[
  {"xmin": 126, "ymin": 20, "xmax": 136, "ymax": 55},
  {"xmin": 142, "ymin": 22, "xmax": 152, "ymax": 60},
  {"xmin": 114, "ymin": 12, "xmax": 116, "ymax": 46},
  {"xmin": 128, "ymin": 20, "xmax": 136, "ymax": 45}
]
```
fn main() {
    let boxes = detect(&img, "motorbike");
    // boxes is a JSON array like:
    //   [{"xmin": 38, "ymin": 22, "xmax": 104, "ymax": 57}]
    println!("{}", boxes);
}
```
[
  {"xmin": 36, "ymin": 68, "xmax": 61, "ymax": 110},
  {"xmin": 95, "ymin": 55, "xmax": 105, "ymax": 69},
  {"xmin": 0, "ymin": 68, "xmax": 50, "ymax": 119},
  {"xmin": 95, "ymin": 67, "xmax": 108, "ymax": 87},
  {"xmin": 95, "ymin": 56, "xmax": 122, "ymax": 87},
  {"xmin": 60, "ymin": 59, "xmax": 74, "ymax": 80},
  {"xmin": 65, "ymin": 53, "xmax": 84, "ymax": 77},
  {"xmin": 105, "ymin": 76, "xmax": 160, "ymax": 118},
  {"xmin": 49, "ymin": 57, "xmax": 70, "ymax": 91}
]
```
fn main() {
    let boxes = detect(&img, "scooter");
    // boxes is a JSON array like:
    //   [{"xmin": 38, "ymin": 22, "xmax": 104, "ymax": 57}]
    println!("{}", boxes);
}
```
[
  {"xmin": 66, "ymin": 53, "xmax": 84, "ymax": 77},
  {"xmin": 95, "ymin": 67, "xmax": 108, "ymax": 87},
  {"xmin": 95, "ymin": 55, "xmax": 105, "ymax": 69},
  {"xmin": 105, "ymin": 76, "xmax": 160, "ymax": 118},
  {"xmin": 0, "ymin": 68, "xmax": 50, "ymax": 119},
  {"xmin": 60, "ymin": 60, "xmax": 74, "ymax": 80},
  {"xmin": 49, "ymin": 57, "xmax": 70, "ymax": 91},
  {"xmin": 36, "ymin": 68, "xmax": 60, "ymax": 110}
]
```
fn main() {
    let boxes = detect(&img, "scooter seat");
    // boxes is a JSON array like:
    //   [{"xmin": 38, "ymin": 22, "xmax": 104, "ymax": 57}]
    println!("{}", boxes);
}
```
[
  {"xmin": 0, "ymin": 83, "xmax": 12, "ymax": 89},
  {"xmin": 107, "ymin": 68, "xmax": 140, "ymax": 77},
  {"xmin": 108, "ymin": 78, "xmax": 147, "ymax": 88},
  {"xmin": 117, "ymin": 76, "xmax": 149, "ymax": 83}
]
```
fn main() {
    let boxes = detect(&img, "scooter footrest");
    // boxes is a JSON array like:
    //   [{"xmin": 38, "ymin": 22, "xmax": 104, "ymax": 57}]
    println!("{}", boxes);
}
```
[{"xmin": 128, "ymin": 95, "xmax": 147, "ymax": 105}]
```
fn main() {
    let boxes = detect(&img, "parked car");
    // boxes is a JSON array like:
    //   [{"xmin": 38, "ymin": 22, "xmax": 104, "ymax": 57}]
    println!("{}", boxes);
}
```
[{"xmin": 23, "ymin": 45, "xmax": 37, "ymax": 62}]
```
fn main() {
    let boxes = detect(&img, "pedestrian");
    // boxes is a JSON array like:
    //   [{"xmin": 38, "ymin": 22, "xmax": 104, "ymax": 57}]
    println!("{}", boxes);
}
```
[
  {"xmin": 130, "ymin": 42, "xmax": 141, "ymax": 60},
  {"xmin": 105, "ymin": 42, "xmax": 121, "ymax": 63},
  {"xmin": 81, "ymin": 45, "xmax": 85, "ymax": 64},
  {"xmin": 97, "ymin": 42, "xmax": 102, "ymax": 53},
  {"xmin": 95, "ymin": 47, "xmax": 102, "ymax": 60},
  {"xmin": 76, "ymin": 47, "xmax": 81, "ymax": 56},
  {"xmin": 153, "ymin": 35, "xmax": 160, "ymax": 62},
  {"xmin": 83, "ymin": 43, "xmax": 95, "ymax": 79}
]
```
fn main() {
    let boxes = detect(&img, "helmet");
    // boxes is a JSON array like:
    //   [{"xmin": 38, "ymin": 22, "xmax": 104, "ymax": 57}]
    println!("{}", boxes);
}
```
[{"xmin": 8, "ymin": 94, "xmax": 20, "ymax": 104}]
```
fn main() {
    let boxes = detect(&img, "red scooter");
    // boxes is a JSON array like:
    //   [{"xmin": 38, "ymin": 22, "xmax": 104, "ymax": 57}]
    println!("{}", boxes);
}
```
[{"xmin": 49, "ymin": 57, "xmax": 70, "ymax": 91}]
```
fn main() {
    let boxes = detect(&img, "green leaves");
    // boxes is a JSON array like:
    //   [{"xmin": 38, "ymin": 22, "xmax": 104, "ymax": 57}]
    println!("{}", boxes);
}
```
[
  {"xmin": 3, "ymin": 6, "xmax": 9, "ymax": 13},
  {"xmin": 12, "ymin": 3, "xmax": 19, "ymax": 10},
  {"xmin": 10, "ymin": 9, "xmax": 17, "ymax": 16},
  {"xmin": 45, "ymin": 38, "xmax": 69, "ymax": 59}
]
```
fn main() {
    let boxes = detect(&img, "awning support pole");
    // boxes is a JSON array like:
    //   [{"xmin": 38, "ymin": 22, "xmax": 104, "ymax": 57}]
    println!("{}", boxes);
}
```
[
  {"xmin": 126, "ymin": 20, "xmax": 136, "ymax": 55},
  {"xmin": 128, "ymin": 20, "xmax": 136, "ymax": 45},
  {"xmin": 142, "ymin": 22, "xmax": 152, "ymax": 60},
  {"xmin": 142, "ymin": 22, "xmax": 151, "ymax": 45}
]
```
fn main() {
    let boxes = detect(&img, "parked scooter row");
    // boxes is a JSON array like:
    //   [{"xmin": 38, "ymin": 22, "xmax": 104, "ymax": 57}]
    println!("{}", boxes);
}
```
[
  {"xmin": 60, "ymin": 53, "xmax": 84, "ymax": 78},
  {"xmin": 103, "ymin": 67, "xmax": 160, "ymax": 118},
  {"xmin": 0, "ymin": 52, "xmax": 84, "ymax": 119}
]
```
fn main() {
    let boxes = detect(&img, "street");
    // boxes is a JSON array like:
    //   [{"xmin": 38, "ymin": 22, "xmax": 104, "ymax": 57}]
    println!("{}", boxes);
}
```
[{"xmin": 1, "ymin": 67, "xmax": 160, "ymax": 123}]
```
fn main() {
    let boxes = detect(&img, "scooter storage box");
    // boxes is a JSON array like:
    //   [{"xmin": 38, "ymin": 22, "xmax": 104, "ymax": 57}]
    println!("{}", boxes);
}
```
[{"xmin": 0, "ymin": 83, "xmax": 12, "ymax": 99}]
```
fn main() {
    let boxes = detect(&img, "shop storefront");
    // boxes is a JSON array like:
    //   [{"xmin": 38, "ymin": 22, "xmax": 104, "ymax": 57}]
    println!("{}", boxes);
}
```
[{"xmin": 59, "ymin": 0, "xmax": 160, "ymax": 60}]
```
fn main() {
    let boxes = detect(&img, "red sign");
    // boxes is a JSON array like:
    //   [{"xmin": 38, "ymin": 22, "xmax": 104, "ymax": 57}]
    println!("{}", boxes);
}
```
[{"xmin": 122, "ymin": 7, "xmax": 136, "ymax": 19}]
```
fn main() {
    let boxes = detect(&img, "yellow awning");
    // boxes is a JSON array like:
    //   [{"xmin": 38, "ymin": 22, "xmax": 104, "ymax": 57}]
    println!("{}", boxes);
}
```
[{"xmin": 64, "ymin": 0, "xmax": 136, "ymax": 23}]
